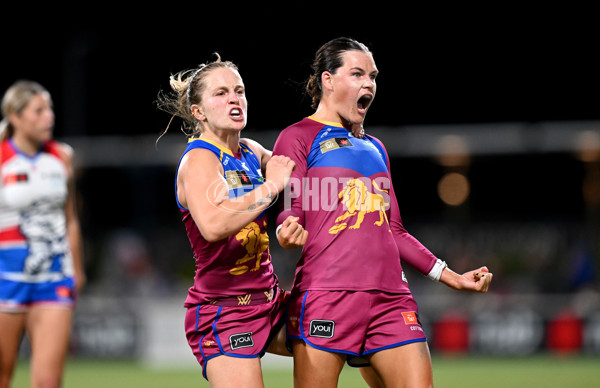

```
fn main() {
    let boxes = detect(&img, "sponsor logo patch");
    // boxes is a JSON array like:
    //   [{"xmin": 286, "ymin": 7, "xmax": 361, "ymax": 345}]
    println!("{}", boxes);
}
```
[
  {"xmin": 225, "ymin": 170, "xmax": 253, "ymax": 189},
  {"xmin": 55, "ymin": 286, "xmax": 72, "ymax": 300},
  {"xmin": 237, "ymin": 294, "xmax": 252, "ymax": 305},
  {"xmin": 3, "ymin": 173, "xmax": 28, "ymax": 185},
  {"xmin": 229, "ymin": 332, "xmax": 254, "ymax": 350},
  {"xmin": 319, "ymin": 137, "xmax": 353, "ymax": 153},
  {"xmin": 309, "ymin": 319, "xmax": 335, "ymax": 338},
  {"xmin": 402, "ymin": 311, "xmax": 418, "ymax": 325}
]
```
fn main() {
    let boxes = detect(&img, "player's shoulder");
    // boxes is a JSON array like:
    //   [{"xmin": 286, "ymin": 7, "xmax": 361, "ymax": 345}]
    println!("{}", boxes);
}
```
[
  {"xmin": 178, "ymin": 146, "xmax": 223, "ymax": 179},
  {"xmin": 364, "ymin": 133, "xmax": 390, "ymax": 161},
  {"xmin": 240, "ymin": 137, "xmax": 269, "ymax": 161},
  {"xmin": 45, "ymin": 140, "xmax": 74, "ymax": 166},
  {"xmin": 239, "ymin": 137, "xmax": 264, "ymax": 153},
  {"xmin": 184, "ymin": 138, "xmax": 230, "ymax": 161},
  {"xmin": 182, "ymin": 144, "xmax": 220, "ymax": 162},
  {"xmin": 276, "ymin": 118, "xmax": 326, "ymax": 148},
  {"xmin": 54, "ymin": 140, "xmax": 74, "ymax": 156},
  {"xmin": 280, "ymin": 117, "xmax": 322, "ymax": 135},
  {"xmin": 365, "ymin": 133, "xmax": 387, "ymax": 149}
]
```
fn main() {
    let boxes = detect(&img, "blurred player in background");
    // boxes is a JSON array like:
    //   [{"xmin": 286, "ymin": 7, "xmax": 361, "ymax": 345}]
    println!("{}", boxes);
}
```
[
  {"xmin": 156, "ymin": 55, "xmax": 296, "ymax": 387},
  {"xmin": 274, "ymin": 37, "xmax": 493, "ymax": 388},
  {"xmin": 0, "ymin": 80, "xmax": 85, "ymax": 388}
]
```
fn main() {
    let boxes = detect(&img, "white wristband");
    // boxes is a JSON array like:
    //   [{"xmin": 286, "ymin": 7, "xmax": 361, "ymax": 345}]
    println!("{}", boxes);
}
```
[
  {"xmin": 427, "ymin": 259, "xmax": 447, "ymax": 282},
  {"xmin": 276, "ymin": 224, "xmax": 283, "ymax": 237}
]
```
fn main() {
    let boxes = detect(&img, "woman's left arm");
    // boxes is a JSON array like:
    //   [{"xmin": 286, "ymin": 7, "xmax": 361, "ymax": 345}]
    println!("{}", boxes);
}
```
[{"xmin": 375, "ymin": 137, "xmax": 493, "ymax": 293}]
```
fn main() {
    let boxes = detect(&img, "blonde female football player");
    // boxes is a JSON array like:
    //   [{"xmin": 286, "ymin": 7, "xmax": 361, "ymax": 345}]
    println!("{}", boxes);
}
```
[
  {"xmin": 156, "ymin": 56, "xmax": 296, "ymax": 387},
  {"xmin": 0, "ymin": 80, "xmax": 85, "ymax": 388}
]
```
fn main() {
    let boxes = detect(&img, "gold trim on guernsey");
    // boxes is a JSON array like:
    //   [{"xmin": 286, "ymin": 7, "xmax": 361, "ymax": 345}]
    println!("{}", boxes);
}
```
[
  {"xmin": 307, "ymin": 115, "xmax": 343, "ymax": 128},
  {"xmin": 188, "ymin": 137, "xmax": 253, "ymax": 161},
  {"xmin": 188, "ymin": 137, "xmax": 237, "ymax": 157}
]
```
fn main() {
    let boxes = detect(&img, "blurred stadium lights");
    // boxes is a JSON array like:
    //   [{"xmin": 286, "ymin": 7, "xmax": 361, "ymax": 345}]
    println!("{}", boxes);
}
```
[
  {"xmin": 434, "ymin": 134, "xmax": 471, "ymax": 207},
  {"xmin": 60, "ymin": 134, "xmax": 187, "ymax": 168},
  {"xmin": 369, "ymin": 120, "xmax": 600, "ymax": 158},
  {"xmin": 575, "ymin": 130, "xmax": 600, "ymax": 163},
  {"xmin": 575, "ymin": 130, "xmax": 600, "ymax": 210},
  {"xmin": 58, "ymin": 120, "xmax": 600, "ymax": 168},
  {"xmin": 437, "ymin": 172, "xmax": 470, "ymax": 207}
]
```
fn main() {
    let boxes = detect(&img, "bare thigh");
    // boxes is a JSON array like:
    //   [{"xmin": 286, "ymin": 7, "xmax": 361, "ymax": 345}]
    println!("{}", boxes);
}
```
[
  {"xmin": 292, "ymin": 339, "xmax": 346, "ymax": 388},
  {"xmin": 205, "ymin": 355, "xmax": 265, "ymax": 388},
  {"xmin": 26, "ymin": 307, "xmax": 73, "ymax": 388},
  {"xmin": 369, "ymin": 341, "xmax": 433, "ymax": 388},
  {"xmin": 265, "ymin": 323, "xmax": 292, "ymax": 357},
  {"xmin": 0, "ymin": 312, "xmax": 26, "ymax": 388},
  {"xmin": 359, "ymin": 366, "xmax": 385, "ymax": 388}
]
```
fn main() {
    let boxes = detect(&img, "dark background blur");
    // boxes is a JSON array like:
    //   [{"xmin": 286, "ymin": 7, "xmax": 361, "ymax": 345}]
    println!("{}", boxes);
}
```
[{"xmin": 4, "ymin": 9, "xmax": 600, "ymax": 359}]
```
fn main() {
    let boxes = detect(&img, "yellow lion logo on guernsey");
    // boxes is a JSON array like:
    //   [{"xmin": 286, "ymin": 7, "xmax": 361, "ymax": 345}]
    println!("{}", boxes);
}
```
[
  {"xmin": 329, "ymin": 179, "xmax": 390, "ymax": 234},
  {"xmin": 230, "ymin": 220, "xmax": 270, "ymax": 275}
]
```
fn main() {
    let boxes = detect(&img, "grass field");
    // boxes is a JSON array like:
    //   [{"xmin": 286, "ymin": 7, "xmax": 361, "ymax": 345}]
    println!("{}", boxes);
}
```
[{"xmin": 11, "ymin": 355, "xmax": 600, "ymax": 387}]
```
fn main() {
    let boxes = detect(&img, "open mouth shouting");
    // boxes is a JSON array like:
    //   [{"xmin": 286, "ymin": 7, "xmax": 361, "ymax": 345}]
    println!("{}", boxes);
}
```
[
  {"xmin": 357, "ymin": 93, "xmax": 373, "ymax": 115},
  {"xmin": 230, "ymin": 107, "xmax": 244, "ymax": 121}
]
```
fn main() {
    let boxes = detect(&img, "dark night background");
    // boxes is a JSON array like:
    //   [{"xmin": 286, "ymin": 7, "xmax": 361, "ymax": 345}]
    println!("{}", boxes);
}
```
[
  {"xmin": 2, "ymin": 7, "xmax": 600, "ymax": 362},
  {"xmin": 4, "ymin": 10, "xmax": 599, "ymax": 135},
  {"xmin": 2, "ymin": 9, "xmax": 599, "ymax": 293}
]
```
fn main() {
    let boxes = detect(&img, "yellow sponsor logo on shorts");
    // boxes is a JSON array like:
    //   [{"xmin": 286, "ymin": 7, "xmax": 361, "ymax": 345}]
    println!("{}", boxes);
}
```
[{"xmin": 237, "ymin": 294, "xmax": 252, "ymax": 305}]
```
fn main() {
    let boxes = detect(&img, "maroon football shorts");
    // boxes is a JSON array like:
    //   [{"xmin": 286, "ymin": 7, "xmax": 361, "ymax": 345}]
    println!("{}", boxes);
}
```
[
  {"xmin": 185, "ymin": 288, "xmax": 288, "ymax": 379},
  {"xmin": 286, "ymin": 290, "xmax": 427, "ymax": 366}
]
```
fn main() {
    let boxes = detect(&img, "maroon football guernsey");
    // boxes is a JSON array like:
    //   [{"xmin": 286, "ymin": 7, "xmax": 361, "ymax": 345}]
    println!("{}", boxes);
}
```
[
  {"xmin": 273, "ymin": 117, "xmax": 438, "ymax": 294},
  {"xmin": 176, "ymin": 138, "xmax": 278, "ymax": 307}
]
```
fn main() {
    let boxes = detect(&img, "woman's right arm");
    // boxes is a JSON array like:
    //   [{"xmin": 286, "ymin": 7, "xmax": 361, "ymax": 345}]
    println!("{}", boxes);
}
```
[
  {"xmin": 272, "ymin": 127, "xmax": 309, "ymax": 249},
  {"xmin": 178, "ymin": 148, "xmax": 294, "ymax": 242}
]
